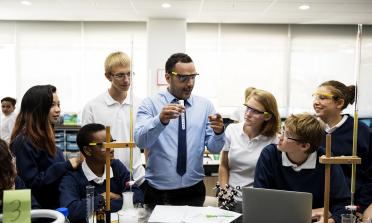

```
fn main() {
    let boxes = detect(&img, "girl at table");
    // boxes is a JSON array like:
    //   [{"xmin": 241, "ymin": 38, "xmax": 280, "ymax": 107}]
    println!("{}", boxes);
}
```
[
  {"xmin": 10, "ymin": 85, "xmax": 81, "ymax": 209},
  {"xmin": 313, "ymin": 80, "xmax": 372, "ymax": 216},
  {"xmin": 0, "ymin": 138, "xmax": 41, "ymax": 219},
  {"xmin": 219, "ymin": 89, "xmax": 280, "ymax": 200}
]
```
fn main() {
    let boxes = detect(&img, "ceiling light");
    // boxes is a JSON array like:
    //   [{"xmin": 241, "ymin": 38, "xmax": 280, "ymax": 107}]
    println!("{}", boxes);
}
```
[
  {"xmin": 20, "ymin": 1, "xmax": 32, "ymax": 5},
  {"xmin": 299, "ymin": 5, "xmax": 310, "ymax": 10},
  {"xmin": 92, "ymin": 3, "xmax": 98, "ymax": 6},
  {"xmin": 162, "ymin": 3, "xmax": 171, "ymax": 8}
]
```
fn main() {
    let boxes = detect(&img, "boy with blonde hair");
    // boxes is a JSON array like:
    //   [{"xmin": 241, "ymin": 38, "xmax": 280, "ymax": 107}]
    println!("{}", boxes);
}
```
[
  {"xmin": 82, "ymin": 51, "xmax": 147, "ymax": 191},
  {"xmin": 254, "ymin": 114, "xmax": 350, "ymax": 223}
]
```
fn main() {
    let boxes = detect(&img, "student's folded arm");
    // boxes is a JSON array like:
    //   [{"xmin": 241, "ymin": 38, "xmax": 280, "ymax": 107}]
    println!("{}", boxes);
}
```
[
  {"xmin": 218, "ymin": 129, "xmax": 232, "ymax": 189},
  {"xmin": 253, "ymin": 146, "xmax": 275, "ymax": 189},
  {"xmin": 59, "ymin": 173, "xmax": 104, "ymax": 223},
  {"xmin": 329, "ymin": 164, "xmax": 351, "ymax": 223},
  {"xmin": 134, "ymin": 99, "xmax": 166, "ymax": 150},
  {"xmin": 13, "ymin": 140, "xmax": 73, "ymax": 194},
  {"xmin": 355, "ymin": 129, "xmax": 372, "ymax": 213}
]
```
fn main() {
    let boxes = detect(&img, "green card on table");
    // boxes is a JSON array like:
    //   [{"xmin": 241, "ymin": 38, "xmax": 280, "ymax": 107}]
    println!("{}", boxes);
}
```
[{"xmin": 3, "ymin": 189, "xmax": 31, "ymax": 223}]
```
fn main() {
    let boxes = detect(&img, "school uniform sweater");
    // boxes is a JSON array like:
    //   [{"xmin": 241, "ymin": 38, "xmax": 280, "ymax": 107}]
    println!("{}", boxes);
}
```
[
  {"xmin": 0, "ymin": 177, "xmax": 41, "ymax": 214},
  {"xmin": 10, "ymin": 132, "xmax": 73, "ymax": 209},
  {"xmin": 320, "ymin": 115, "xmax": 372, "ymax": 213},
  {"xmin": 59, "ymin": 159, "xmax": 144, "ymax": 223},
  {"xmin": 254, "ymin": 144, "xmax": 350, "ymax": 223}
]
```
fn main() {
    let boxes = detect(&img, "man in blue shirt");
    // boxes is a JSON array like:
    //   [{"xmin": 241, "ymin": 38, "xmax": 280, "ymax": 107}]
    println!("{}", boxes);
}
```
[{"xmin": 134, "ymin": 53, "xmax": 225, "ymax": 206}]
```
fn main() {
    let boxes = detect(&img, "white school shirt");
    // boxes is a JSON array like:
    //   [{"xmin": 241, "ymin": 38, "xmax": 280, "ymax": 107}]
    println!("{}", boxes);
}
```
[
  {"xmin": 282, "ymin": 151, "xmax": 317, "ymax": 172},
  {"xmin": 1, "ymin": 112, "xmax": 17, "ymax": 143},
  {"xmin": 317, "ymin": 115, "xmax": 348, "ymax": 134},
  {"xmin": 230, "ymin": 106, "xmax": 246, "ymax": 123},
  {"xmin": 223, "ymin": 122, "xmax": 278, "ymax": 201},
  {"xmin": 82, "ymin": 89, "xmax": 145, "ymax": 186},
  {"xmin": 82, "ymin": 160, "xmax": 113, "ymax": 185}
]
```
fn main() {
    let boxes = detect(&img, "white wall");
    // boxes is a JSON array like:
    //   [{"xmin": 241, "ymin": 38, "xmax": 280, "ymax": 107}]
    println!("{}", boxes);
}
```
[{"xmin": 147, "ymin": 19, "xmax": 186, "ymax": 95}]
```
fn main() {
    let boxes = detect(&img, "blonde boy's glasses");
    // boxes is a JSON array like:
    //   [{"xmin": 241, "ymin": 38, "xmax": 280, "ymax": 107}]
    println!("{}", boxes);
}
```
[
  {"xmin": 312, "ymin": 93, "xmax": 339, "ymax": 103},
  {"xmin": 109, "ymin": 72, "xmax": 135, "ymax": 80},
  {"xmin": 280, "ymin": 126, "xmax": 300, "ymax": 142}
]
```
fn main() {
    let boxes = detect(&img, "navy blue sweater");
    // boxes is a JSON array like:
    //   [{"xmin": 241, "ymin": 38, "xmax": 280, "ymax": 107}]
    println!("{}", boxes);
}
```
[
  {"xmin": 10, "ymin": 132, "xmax": 73, "ymax": 209},
  {"xmin": 59, "ymin": 159, "xmax": 144, "ymax": 223},
  {"xmin": 254, "ymin": 144, "xmax": 350, "ymax": 223},
  {"xmin": 0, "ymin": 177, "xmax": 41, "ymax": 214},
  {"xmin": 320, "ymin": 115, "xmax": 372, "ymax": 213}
]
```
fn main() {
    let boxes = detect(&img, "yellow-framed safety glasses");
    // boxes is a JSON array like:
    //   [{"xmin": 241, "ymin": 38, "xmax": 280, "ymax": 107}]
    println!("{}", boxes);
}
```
[{"xmin": 312, "ymin": 92, "xmax": 339, "ymax": 103}]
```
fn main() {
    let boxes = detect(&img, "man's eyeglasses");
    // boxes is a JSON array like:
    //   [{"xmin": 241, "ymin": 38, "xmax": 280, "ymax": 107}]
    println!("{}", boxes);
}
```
[
  {"xmin": 280, "ymin": 126, "xmax": 300, "ymax": 142},
  {"xmin": 109, "ymin": 72, "xmax": 135, "ymax": 80},
  {"xmin": 89, "ymin": 140, "xmax": 116, "ymax": 151},
  {"xmin": 243, "ymin": 104, "xmax": 269, "ymax": 118},
  {"xmin": 312, "ymin": 93, "xmax": 339, "ymax": 103},
  {"xmin": 171, "ymin": 72, "xmax": 199, "ymax": 83}
]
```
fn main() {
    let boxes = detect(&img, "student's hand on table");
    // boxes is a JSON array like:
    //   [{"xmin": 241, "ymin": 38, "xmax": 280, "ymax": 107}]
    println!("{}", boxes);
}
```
[
  {"xmin": 160, "ymin": 104, "xmax": 186, "ymax": 125},
  {"xmin": 356, "ymin": 212, "xmax": 363, "ymax": 218},
  {"xmin": 69, "ymin": 157, "xmax": 82, "ymax": 169},
  {"xmin": 109, "ymin": 192, "xmax": 121, "ymax": 200},
  {"xmin": 102, "ymin": 192, "xmax": 121, "ymax": 200},
  {"xmin": 208, "ymin": 113, "xmax": 224, "ymax": 134},
  {"xmin": 312, "ymin": 207, "xmax": 332, "ymax": 223}
]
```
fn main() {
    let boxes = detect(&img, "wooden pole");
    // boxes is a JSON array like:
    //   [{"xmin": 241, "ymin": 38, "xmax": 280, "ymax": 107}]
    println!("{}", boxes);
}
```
[
  {"xmin": 324, "ymin": 134, "xmax": 331, "ymax": 222},
  {"xmin": 105, "ymin": 126, "xmax": 111, "ymax": 223}
]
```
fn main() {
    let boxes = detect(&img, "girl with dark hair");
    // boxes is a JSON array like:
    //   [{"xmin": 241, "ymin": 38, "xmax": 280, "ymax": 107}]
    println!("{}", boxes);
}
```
[
  {"xmin": 313, "ymin": 80, "xmax": 372, "ymax": 216},
  {"xmin": 10, "ymin": 85, "xmax": 81, "ymax": 210},
  {"xmin": 0, "ymin": 138, "xmax": 41, "ymax": 215}
]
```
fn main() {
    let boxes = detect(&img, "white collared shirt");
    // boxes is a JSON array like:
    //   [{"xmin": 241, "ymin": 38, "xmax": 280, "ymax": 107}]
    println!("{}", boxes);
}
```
[
  {"xmin": 82, "ymin": 89, "xmax": 145, "ymax": 185},
  {"xmin": 282, "ymin": 151, "xmax": 317, "ymax": 172},
  {"xmin": 1, "ymin": 112, "xmax": 17, "ymax": 143},
  {"xmin": 318, "ymin": 115, "xmax": 348, "ymax": 134},
  {"xmin": 82, "ymin": 160, "xmax": 113, "ymax": 185},
  {"xmin": 223, "ymin": 122, "xmax": 278, "ymax": 200}
]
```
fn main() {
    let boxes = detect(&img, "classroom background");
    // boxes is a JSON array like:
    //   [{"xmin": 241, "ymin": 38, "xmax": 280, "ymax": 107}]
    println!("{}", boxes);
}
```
[{"xmin": 0, "ymin": 1, "xmax": 372, "ymax": 123}]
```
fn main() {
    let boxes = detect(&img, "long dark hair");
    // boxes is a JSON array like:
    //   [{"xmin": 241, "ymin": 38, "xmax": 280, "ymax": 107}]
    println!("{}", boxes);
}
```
[
  {"xmin": 0, "ymin": 139, "xmax": 16, "ymax": 202},
  {"xmin": 11, "ymin": 85, "xmax": 57, "ymax": 156}
]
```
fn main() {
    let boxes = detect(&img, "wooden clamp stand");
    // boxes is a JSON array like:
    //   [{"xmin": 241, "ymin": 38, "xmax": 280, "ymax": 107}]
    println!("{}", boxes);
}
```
[
  {"xmin": 104, "ymin": 126, "xmax": 135, "ymax": 223},
  {"xmin": 319, "ymin": 134, "xmax": 361, "ymax": 221}
]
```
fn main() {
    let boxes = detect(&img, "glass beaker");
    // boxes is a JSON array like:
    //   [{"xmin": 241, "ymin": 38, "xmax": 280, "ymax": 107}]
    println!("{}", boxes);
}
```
[
  {"xmin": 358, "ymin": 218, "xmax": 372, "ymax": 223},
  {"xmin": 86, "ymin": 185, "xmax": 94, "ymax": 223},
  {"xmin": 118, "ymin": 192, "xmax": 138, "ymax": 223},
  {"xmin": 342, "ymin": 214, "xmax": 357, "ymax": 223}
]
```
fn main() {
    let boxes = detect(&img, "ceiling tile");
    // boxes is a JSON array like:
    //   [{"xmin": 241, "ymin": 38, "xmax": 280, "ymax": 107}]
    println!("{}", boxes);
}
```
[
  {"xmin": 200, "ymin": 10, "xmax": 261, "ymax": 18},
  {"xmin": 306, "ymin": 19, "xmax": 372, "ymax": 24},
  {"xmin": 333, "ymin": 3, "xmax": 372, "ymax": 13},
  {"xmin": 69, "ymin": 8, "xmax": 137, "ymax": 16},
  {"xmin": 136, "ymin": 9, "xmax": 198, "ymax": 18},
  {"xmin": 324, "ymin": 12, "xmax": 372, "ymax": 20},
  {"xmin": 269, "ymin": 2, "xmax": 344, "ymax": 11},
  {"xmin": 58, "ymin": 0, "xmax": 132, "ymax": 9},
  {"xmin": 3, "ymin": 7, "xmax": 74, "ymax": 15},
  {"xmin": 0, "ymin": 0, "xmax": 64, "ymax": 8},
  {"xmin": 132, "ymin": 1, "xmax": 200, "ymax": 10},
  {"xmin": 79, "ymin": 14, "xmax": 139, "ymax": 21},
  {"xmin": 202, "ymin": 1, "xmax": 272, "ymax": 11},
  {"xmin": 261, "ymin": 11, "xmax": 327, "ymax": 19},
  {"xmin": 19, "ymin": 14, "xmax": 82, "ymax": 20}
]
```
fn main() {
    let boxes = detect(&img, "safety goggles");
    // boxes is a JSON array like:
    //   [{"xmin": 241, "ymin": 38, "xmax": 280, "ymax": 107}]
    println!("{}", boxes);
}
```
[
  {"xmin": 243, "ymin": 104, "xmax": 269, "ymax": 119},
  {"xmin": 280, "ymin": 126, "xmax": 300, "ymax": 142},
  {"xmin": 312, "ymin": 93, "xmax": 339, "ymax": 103},
  {"xmin": 171, "ymin": 72, "xmax": 199, "ymax": 83}
]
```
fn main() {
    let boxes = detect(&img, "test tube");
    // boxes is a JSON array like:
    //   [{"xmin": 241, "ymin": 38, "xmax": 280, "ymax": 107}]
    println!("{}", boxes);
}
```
[
  {"xmin": 178, "ymin": 100, "xmax": 185, "ymax": 130},
  {"xmin": 86, "ymin": 185, "xmax": 94, "ymax": 223}
]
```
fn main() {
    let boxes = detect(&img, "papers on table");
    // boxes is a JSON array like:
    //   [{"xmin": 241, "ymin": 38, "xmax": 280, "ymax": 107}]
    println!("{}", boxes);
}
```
[{"xmin": 148, "ymin": 205, "xmax": 241, "ymax": 223}]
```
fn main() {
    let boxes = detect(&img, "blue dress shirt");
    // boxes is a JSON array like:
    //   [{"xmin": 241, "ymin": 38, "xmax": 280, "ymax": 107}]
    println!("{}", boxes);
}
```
[{"xmin": 134, "ymin": 89, "xmax": 226, "ymax": 190}]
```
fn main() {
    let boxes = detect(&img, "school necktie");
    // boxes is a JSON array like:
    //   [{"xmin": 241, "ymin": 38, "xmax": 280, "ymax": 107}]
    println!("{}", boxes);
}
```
[{"xmin": 172, "ymin": 99, "xmax": 187, "ymax": 177}]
